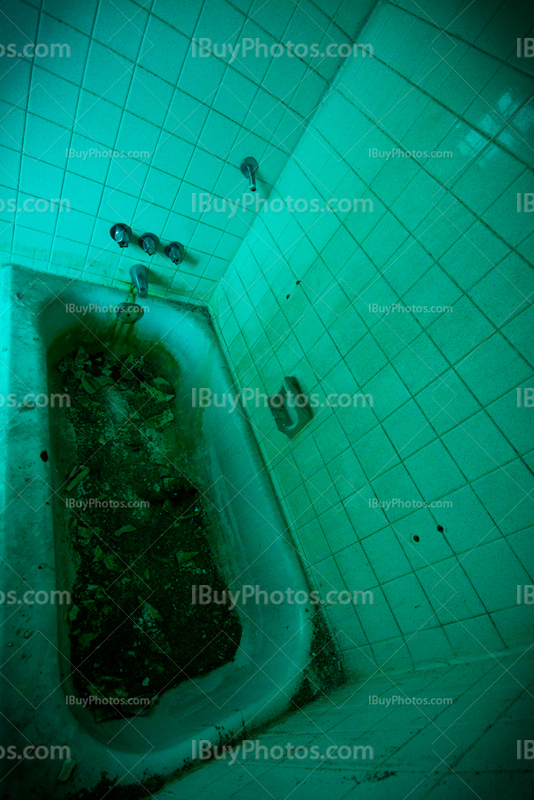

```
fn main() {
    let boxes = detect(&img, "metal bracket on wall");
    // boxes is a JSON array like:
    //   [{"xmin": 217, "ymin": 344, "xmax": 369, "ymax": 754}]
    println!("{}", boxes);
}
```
[{"xmin": 268, "ymin": 376, "xmax": 313, "ymax": 439}]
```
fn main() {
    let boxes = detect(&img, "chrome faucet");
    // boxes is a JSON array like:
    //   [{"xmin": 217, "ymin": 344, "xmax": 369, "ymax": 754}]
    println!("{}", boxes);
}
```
[
  {"xmin": 129, "ymin": 264, "xmax": 149, "ymax": 299},
  {"xmin": 240, "ymin": 157, "xmax": 258, "ymax": 192}
]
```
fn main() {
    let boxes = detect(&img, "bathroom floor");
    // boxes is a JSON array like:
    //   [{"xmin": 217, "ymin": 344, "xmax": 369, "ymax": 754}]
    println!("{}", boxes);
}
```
[{"xmin": 153, "ymin": 648, "xmax": 534, "ymax": 800}]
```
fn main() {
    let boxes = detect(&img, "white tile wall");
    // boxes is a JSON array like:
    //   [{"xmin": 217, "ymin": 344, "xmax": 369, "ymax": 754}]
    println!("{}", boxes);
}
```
[
  {"xmin": 213, "ymin": 0, "xmax": 534, "ymax": 676},
  {"xmin": 0, "ymin": 0, "xmax": 374, "ymax": 300}
]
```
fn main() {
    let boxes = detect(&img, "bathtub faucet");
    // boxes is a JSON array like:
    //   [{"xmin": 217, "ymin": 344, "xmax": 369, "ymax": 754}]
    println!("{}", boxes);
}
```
[{"xmin": 129, "ymin": 264, "xmax": 149, "ymax": 299}]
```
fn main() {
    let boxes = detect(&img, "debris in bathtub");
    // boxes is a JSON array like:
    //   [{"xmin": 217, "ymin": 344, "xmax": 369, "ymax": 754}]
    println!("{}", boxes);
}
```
[
  {"xmin": 144, "ymin": 408, "xmax": 175, "ymax": 428},
  {"xmin": 53, "ymin": 348, "xmax": 242, "ymax": 718},
  {"xmin": 161, "ymin": 496, "xmax": 202, "ymax": 518},
  {"xmin": 40, "ymin": 450, "xmax": 48, "ymax": 462},
  {"xmin": 57, "ymin": 356, "xmax": 73, "ymax": 373},
  {"xmin": 74, "ymin": 525, "xmax": 92, "ymax": 545},
  {"xmin": 114, "ymin": 524, "xmax": 136, "ymax": 536},
  {"xmin": 80, "ymin": 374, "xmax": 103, "ymax": 394},
  {"xmin": 175, "ymin": 550, "xmax": 199, "ymax": 567},
  {"xmin": 57, "ymin": 758, "xmax": 77, "ymax": 783},
  {"xmin": 142, "ymin": 377, "xmax": 175, "ymax": 402},
  {"xmin": 75, "ymin": 347, "xmax": 91, "ymax": 368},
  {"xmin": 65, "ymin": 464, "xmax": 90, "ymax": 491}
]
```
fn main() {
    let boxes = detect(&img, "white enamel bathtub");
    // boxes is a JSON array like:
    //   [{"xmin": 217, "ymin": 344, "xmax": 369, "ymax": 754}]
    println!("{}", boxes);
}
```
[{"xmin": 0, "ymin": 264, "xmax": 312, "ymax": 798}]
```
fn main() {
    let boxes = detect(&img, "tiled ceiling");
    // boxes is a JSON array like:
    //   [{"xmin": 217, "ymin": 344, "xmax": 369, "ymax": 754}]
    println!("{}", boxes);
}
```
[{"xmin": 0, "ymin": 0, "xmax": 372, "ymax": 300}]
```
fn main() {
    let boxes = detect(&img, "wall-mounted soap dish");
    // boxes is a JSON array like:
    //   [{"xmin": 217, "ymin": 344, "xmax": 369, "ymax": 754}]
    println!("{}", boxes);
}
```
[{"xmin": 268, "ymin": 376, "xmax": 313, "ymax": 439}]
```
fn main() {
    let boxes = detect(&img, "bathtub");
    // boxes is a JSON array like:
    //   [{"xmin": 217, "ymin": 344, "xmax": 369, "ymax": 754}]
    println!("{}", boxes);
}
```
[{"xmin": 0, "ymin": 264, "xmax": 312, "ymax": 798}]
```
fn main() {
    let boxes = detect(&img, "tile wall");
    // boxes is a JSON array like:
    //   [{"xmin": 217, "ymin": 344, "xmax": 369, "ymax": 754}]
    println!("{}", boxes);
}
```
[
  {"xmin": 0, "ymin": 0, "xmax": 373, "ymax": 300},
  {"xmin": 212, "ymin": 0, "xmax": 534, "ymax": 676}
]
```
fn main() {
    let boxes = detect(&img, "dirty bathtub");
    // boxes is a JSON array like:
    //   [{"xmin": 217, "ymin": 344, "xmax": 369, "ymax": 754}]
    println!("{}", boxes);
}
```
[{"xmin": 0, "ymin": 264, "xmax": 312, "ymax": 798}]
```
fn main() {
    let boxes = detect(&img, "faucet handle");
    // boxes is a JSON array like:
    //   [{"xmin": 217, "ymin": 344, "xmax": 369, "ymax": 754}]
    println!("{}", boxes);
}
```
[
  {"xmin": 139, "ymin": 232, "xmax": 159, "ymax": 256},
  {"xmin": 110, "ymin": 223, "xmax": 132, "ymax": 248},
  {"xmin": 165, "ymin": 241, "xmax": 184, "ymax": 265}
]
